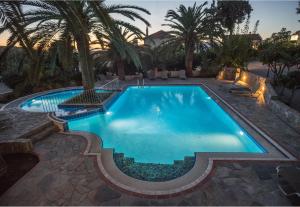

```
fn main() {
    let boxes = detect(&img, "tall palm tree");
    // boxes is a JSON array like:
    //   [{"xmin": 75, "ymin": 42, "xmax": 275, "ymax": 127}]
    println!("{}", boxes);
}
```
[
  {"xmin": 23, "ymin": 0, "xmax": 150, "ymax": 89},
  {"xmin": 0, "ymin": 1, "xmax": 47, "ymax": 87},
  {"xmin": 163, "ymin": 2, "xmax": 223, "ymax": 77},
  {"xmin": 92, "ymin": 26, "xmax": 144, "ymax": 80}
]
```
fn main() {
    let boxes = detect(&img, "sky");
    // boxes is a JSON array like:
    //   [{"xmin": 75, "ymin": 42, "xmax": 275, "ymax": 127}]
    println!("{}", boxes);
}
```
[
  {"xmin": 106, "ymin": 0, "xmax": 299, "ymax": 38},
  {"xmin": 0, "ymin": 0, "xmax": 299, "ymax": 46}
]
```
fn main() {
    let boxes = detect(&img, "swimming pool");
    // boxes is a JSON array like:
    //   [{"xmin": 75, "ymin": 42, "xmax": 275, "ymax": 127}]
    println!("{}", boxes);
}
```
[
  {"xmin": 20, "ymin": 88, "xmax": 106, "ymax": 115},
  {"xmin": 68, "ymin": 86, "xmax": 265, "ymax": 164}
]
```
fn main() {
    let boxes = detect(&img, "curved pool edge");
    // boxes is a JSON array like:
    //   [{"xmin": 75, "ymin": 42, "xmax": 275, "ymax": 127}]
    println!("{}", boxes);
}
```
[
  {"xmin": 56, "ymin": 129, "xmax": 297, "ymax": 198},
  {"xmin": 45, "ymin": 83, "xmax": 298, "ymax": 197},
  {"xmin": 1, "ymin": 86, "xmax": 85, "ymax": 111}
]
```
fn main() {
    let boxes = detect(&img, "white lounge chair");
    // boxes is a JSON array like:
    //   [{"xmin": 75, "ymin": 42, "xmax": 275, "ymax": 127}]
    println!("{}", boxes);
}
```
[{"xmin": 178, "ymin": 70, "xmax": 186, "ymax": 80}]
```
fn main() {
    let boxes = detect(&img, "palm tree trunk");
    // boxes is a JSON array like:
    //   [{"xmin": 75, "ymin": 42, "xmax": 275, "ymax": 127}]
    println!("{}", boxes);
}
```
[
  {"xmin": 75, "ymin": 34, "xmax": 95, "ymax": 90},
  {"xmin": 116, "ymin": 59, "xmax": 125, "ymax": 80},
  {"xmin": 185, "ymin": 46, "xmax": 194, "ymax": 77}
]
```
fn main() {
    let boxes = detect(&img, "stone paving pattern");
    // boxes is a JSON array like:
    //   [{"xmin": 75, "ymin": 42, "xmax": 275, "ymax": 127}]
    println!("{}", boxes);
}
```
[
  {"xmin": 0, "ymin": 108, "xmax": 49, "ymax": 141},
  {"xmin": 0, "ymin": 78, "xmax": 300, "ymax": 205}
]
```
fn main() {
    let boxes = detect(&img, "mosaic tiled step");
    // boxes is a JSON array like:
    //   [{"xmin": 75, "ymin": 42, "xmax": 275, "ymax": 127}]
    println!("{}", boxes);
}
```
[
  {"xmin": 59, "ymin": 90, "xmax": 113, "ymax": 108},
  {"xmin": 113, "ymin": 153, "xmax": 196, "ymax": 182}
]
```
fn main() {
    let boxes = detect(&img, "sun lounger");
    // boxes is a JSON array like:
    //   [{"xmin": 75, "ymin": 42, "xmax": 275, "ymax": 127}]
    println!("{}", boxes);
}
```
[
  {"xmin": 147, "ymin": 69, "xmax": 157, "ymax": 80},
  {"xmin": 228, "ymin": 72, "xmax": 263, "ymax": 97},
  {"xmin": 161, "ymin": 70, "xmax": 168, "ymax": 80},
  {"xmin": 178, "ymin": 70, "xmax": 186, "ymax": 80},
  {"xmin": 277, "ymin": 166, "xmax": 300, "ymax": 205}
]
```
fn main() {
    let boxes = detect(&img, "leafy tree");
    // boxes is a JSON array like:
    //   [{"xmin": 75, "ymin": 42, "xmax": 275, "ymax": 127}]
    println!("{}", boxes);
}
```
[
  {"xmin": 0, "ymin": 1, "xmax": 49, "ymax": 93},
  {"xmin": 259, "ymin": 39, "xmax": 300, "ymax": 84},
  {"xmin": 216, "ymin": 0, "xmax": 253, "ymax": 35},
  {"xmin": 163, "ymin": 2, "xmax": 223, "ymax": 77},
  {"xmin": 18, "ymin": 0, "xmax": 150, "ymax": 89},
  {"xmin": 215, "ymin": 18, "xmax": 257, "ymax": 69},
  {"xmin": 267, "ymin": 28, "xmax": 291, "ymax": 43}
]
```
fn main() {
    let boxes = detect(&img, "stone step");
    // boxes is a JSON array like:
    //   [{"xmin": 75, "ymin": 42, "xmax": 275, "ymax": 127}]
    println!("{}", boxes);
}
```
[
  {"xmin": 19, "ymin": 121, "xmax": 54, "ymax": 139},
  {"xmin": 30, "ymin": 125, "xmax": 57, "ymax": 143},
  {"xmin": 0, "ymin": 139, "xmax": 33, "ymax": 154}
]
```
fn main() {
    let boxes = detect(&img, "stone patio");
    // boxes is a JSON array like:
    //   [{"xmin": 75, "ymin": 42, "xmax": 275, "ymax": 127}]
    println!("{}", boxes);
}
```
[{"xmin": 0, "ymin": 78, "xmax": 299, "ymax": 205}]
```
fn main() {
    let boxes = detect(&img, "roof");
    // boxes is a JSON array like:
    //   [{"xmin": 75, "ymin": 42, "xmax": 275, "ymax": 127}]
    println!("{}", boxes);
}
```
[
  {"xmin": 144, "ymin": 30, "xmax": 172, "ymax": 40},
  {"xmin": 292, "ymin": 30, "xmax": 300, "ymax": 35}
]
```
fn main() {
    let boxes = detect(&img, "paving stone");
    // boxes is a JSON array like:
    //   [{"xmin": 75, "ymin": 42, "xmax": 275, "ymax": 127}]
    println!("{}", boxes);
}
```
[{"xmin": 92, "ymin": 185, "xmax": 121, "ymax": 204}]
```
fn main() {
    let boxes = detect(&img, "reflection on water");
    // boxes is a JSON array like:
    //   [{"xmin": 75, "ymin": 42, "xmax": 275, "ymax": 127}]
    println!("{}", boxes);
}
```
[{"xmin": 68, "ymin": 86, "xmax": 265, "ymax": 164}]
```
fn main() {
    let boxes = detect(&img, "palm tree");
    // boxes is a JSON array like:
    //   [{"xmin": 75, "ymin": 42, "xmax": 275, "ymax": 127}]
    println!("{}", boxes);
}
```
[
  {"xmin": 0, "ymin": 1, "xmax": 47, "ymax": 88},
  {"xmin": 92, "ymin": 26, "xmax": 144, "ymax": 80},
  {"xmin": 163, "ymin": 2, "xmax": 223, "ymax": 77},
  {"xmin": 23, "ymin": 0, "xmax": 150, "ymax": 89}
]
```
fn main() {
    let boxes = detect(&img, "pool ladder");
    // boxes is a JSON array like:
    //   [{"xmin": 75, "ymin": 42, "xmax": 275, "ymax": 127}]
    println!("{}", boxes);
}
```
[{"xmin": 137, "ymin": 79, "xmax": 145, "ymax": 88}]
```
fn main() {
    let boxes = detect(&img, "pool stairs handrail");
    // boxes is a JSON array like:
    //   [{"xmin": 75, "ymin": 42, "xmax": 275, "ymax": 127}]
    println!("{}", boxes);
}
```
[
  {"xmin": 100, "ymin": 78, "xmax": 120, "ymax": 91},
  {"xmin": 137, "ymin": 79, "xmax": 145, "ymax": 88}
]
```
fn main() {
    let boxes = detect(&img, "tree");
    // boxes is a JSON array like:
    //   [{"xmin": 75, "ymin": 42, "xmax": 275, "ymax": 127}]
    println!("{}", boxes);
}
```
[
  {"xmin": 259, "ymin": 36, "xmax": 299, "ymax": 84},
  {"xmin": 269, "ymin": 28, "xmax": 291, "ymax": 43},
  {"xmin": 22, "ymin": 0, "xmax": 150, "ymax": 89},
  {"xmin": 163, "ymin": 2, "xmax": 223, "ymax": 77},
  {"xmin": 92, "ymin": 27, "xmax": 145, "ymax": 80},
  {"xmin": 217, "ymin": 0, "xmax": 253, "ymax": 35},
  {"xmin": 0, "ymin": 1, "xmax": 48, "ymax": 91}
]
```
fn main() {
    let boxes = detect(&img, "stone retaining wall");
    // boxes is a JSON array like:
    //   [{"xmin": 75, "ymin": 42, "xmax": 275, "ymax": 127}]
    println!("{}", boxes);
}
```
[
  {"xmin": 0, "ymin": 139, "xmax": 33, "ymax": 154},
  {"xmin": 219, "ymin": 69, "xmax": 300, "ymax": 132}
]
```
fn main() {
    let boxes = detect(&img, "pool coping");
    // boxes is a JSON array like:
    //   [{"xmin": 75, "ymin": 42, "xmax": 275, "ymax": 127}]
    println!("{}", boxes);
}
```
[
  {"xmin": 1, "ymin": 86, "xmax": 114, "ymax": 111},
  {"xmin": 46, "ymin": 83, "xmax": 298, "ymax": 197}
]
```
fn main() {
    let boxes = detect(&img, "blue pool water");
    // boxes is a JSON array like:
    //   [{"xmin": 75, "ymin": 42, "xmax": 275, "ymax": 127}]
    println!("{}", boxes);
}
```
[
  {"xmin": 21, "ymin": 89, "xmax": 105, "ymax": 113},
  {"xmin": 68, "ymin": 86, "xmax": 265, "ymax": 164}
]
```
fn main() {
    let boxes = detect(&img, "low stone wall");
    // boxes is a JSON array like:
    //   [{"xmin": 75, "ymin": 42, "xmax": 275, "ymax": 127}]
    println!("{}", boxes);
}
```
[
  {"xmin": 219, "ymin": 69, "xmax": 300, "ymax": 132},
  {"xmin": 0, "ymin": 139, "xmax": 33, "ymax": 154},
  {"xmin": 268, "ymin": 96, "xmax": 300, "ymax": 131}
]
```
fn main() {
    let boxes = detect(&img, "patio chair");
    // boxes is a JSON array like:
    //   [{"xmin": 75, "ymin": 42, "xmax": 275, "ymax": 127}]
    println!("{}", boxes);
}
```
[
  {"xmin": 147, "ymin": 69, "xmax": 157, "ymax": 80},
  {"xmin": 178, "ymin": 70, "xmax": 186, "ymax": 80},
  {"xmin": 169, "ymin": 70, "xmax": 179, "ymax": 78},
  {"xmin": 276, "ymin": 165, "xmax": 300, "ymax": 205},
  {"xmin": 161, "ymin": 70, "xmax": 168, "ymax": 80}
]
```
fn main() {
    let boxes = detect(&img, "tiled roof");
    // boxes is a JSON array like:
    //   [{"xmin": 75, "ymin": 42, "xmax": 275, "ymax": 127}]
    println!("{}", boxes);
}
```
[{"xmin": 145, "ymin": 30, "xmax": 172, "ymax": 40}]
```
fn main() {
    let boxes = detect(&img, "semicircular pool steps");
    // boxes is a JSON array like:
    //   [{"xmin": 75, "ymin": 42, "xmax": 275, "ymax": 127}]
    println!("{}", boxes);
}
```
[{"xmin": 113, "ymin": 153, "xmax": 196, "ymax": 182}]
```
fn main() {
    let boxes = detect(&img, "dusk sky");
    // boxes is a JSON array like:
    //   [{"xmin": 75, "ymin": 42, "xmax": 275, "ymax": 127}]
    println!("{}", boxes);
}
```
[
  {"xmin": 0, "ymin": 0, "xmax": 299, "ymax": 46},
  {"xmin": 106, "ymin": 0, "xmax": 299, "ymax": 38}
]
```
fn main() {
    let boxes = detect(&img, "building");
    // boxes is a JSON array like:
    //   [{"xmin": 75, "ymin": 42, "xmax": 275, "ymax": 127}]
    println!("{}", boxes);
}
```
[
  {"xmin": 290, "ymin": 31, "xmax": 300, "ymax": 44},
  {"xmin": 144, "ymin": 30, "xmax": 173, "ymax": 49}
]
